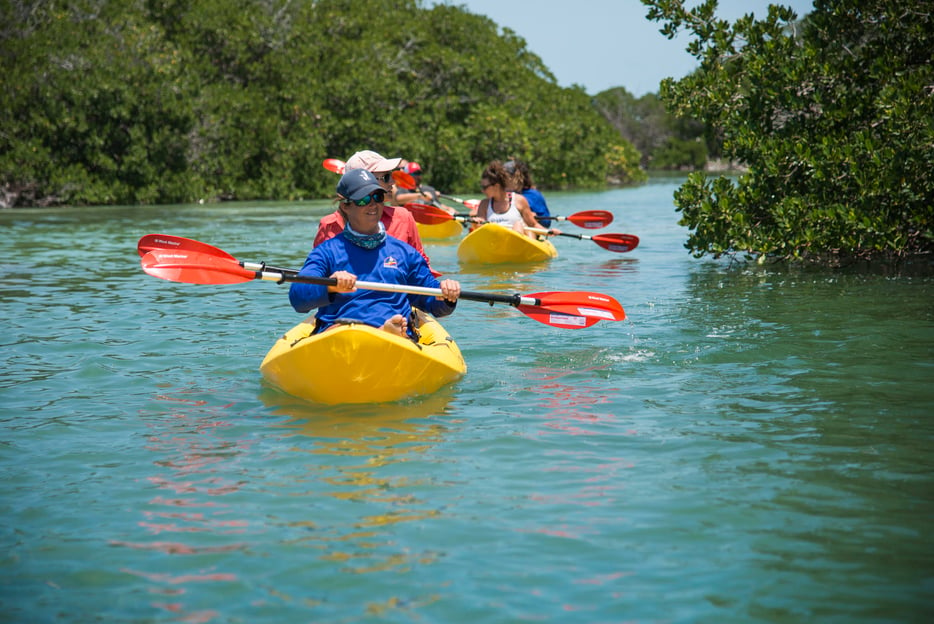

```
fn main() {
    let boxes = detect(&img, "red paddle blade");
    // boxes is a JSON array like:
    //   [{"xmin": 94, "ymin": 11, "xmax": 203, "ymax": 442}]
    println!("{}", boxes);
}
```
[
  {"xmin": 592, "ymin": 234, "xmax": 639, "ymax": 253},
  {"xmin": 393, "ymin": 170, "xmax": 416, "ymax": 188},
  {"xmin": 516, "ymin": 304, "xmax": 603, "ymax": 328},
  {"xmin": 137, "ymin": 234, "xmax": 235, "ymax": 260},
  {"xmin": 141, "ymin": 250, "xmax": 255, "ymax": 285},
  {"xmin": 404, "ymin": 203, "xmax": 454, "ymax": 225},
  {"xmin": 462, "ymin": 198, "xmax": 480, "ymax": 211},
  {"xmin": 531, "ymin": 291, "xmax": 626, "ymax": 321},
  {"xmin": 566, "ymin": 210, "xmax": 614, "ymax": 229},
  {"xmin": 322, "ymin": 158, "xmax": 345, "ymax": 174}
]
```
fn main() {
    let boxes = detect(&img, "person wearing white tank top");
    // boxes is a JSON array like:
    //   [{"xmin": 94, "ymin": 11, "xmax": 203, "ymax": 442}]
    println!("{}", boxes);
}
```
[{"xmin": 474, "ymin": 160, "xmax": 544, "ymax": 239}]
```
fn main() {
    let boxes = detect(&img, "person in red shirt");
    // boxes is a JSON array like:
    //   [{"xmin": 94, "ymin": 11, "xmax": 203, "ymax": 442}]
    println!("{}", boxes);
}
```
[{"xmin": 314, "ymin": 150, "xmax": 437, "ymax": 274}]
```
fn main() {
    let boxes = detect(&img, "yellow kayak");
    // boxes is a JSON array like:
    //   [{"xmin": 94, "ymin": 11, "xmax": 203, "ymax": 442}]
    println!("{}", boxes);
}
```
[
  {"xmin": 457, "ymin": 223, "xmax": 558, "ymax": 264},
  {"xmin": 259, "ymin": 309, "xmax": 466, "ymax": 405},
  {"xmin": 417, "ymin": 219, "xmax": 464, "ymax": 240}
]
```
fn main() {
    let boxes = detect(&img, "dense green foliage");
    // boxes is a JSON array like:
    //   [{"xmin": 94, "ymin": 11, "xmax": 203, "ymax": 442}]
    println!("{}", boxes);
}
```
[
  {"xmin": 0, "ymin": 0, "xmax": 644, "ymax": 207},
  {"xmin": 644, "ymin": 0, "xmax": 934, "ymax": 263},
  {"xmin": 593, "ymin": 87, "xmax": 712, "ymax": 170}
]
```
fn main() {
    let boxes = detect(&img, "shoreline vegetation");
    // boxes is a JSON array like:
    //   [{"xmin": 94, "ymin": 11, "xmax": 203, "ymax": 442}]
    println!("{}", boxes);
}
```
[
  {"xmin": 2, "ymin": 0, "xmax": 930, "ymax": 268},
  {"xmin": 642, "ymin": 0, "xmax": 932, "ymax": 267},
  {"xmin": 0, "ymin": 1, "xmax": 736, "ymax": 213}
]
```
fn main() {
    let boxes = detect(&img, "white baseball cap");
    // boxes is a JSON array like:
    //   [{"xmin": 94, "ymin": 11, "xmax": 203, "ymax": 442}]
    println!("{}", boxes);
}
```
[{"xmin": 345, "ymin": 150, "xmax": 403, "ymax": 173}]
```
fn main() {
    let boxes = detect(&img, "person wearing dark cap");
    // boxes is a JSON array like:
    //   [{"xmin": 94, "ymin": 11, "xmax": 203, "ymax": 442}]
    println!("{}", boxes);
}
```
[
  {"xmin": 504, "ymin": 158, "xmax": 552, "ymax": 227},
  {"xmin": 393, "ymin": 161, "xmax": 442, "ymax": 207},
  {"xmin": 290, "ymin": 169, "xmax": 461, "ymax": 338},
  {"xmin": 315, "ymin": 150, "xmax": 436, "ymax": 273}
]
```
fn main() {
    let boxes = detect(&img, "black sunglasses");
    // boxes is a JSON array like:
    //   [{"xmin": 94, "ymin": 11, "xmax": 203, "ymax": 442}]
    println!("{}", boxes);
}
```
[
  {"xmin": 349, "ymin": 189, "xmax": 386, "ymax": 206},
  {"xmin": 373, "ymin": 172, "xmax": 393, "ymax": 183}
]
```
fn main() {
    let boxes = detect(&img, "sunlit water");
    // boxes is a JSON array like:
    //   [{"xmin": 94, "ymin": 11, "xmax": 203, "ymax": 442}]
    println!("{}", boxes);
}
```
[{"xmin": 2, "ymin": 178, "xmax": 932, "ymax": 623}]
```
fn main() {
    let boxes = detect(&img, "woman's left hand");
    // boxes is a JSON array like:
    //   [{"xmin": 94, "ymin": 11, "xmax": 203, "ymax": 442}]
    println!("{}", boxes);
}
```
[{"xmin": 438, "ymin": 279, "xmax": 461, "ymax": 303}]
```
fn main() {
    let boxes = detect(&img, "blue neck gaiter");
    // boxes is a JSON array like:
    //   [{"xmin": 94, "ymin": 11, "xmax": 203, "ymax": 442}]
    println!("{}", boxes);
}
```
[{"xmin": 343, "ymin": 220, "xmax": 386, "ymax": 249}]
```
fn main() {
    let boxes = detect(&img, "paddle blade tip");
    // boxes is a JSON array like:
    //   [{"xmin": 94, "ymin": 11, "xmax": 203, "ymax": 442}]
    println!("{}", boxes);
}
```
[
  {"xmin": 393, "ymin": 170, "xmax": 416, "ymax": 187},
  {"xmin": 595, "ymin": 234, "xmax": 639, "ymax": 253},
  {"xmin": 322, "ymin": 158, "xmax": 345, "ymax": 174},
  {"xmin": 140, "ymin": 250, "xmax": 255, "ymax": 285},
  {"xmin": 404, "ymin": 203, "xmax": 454, "ymax": 225},
  {"xmin": 522, "ymin": 291, "xmax": 626, "ymax": 327},
  {"xmin": 516, "ymin": 305, "xmax": 604, "ymax": 329},
  {"xmin": 568, "ymin": 210, "xmax": 615, "ymax": 229}
]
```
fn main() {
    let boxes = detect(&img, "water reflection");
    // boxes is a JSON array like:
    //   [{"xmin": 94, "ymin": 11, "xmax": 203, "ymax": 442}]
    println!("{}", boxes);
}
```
[
  {"xmin": 459, "ymin": 267, "xmax": 554, "ymax": 297},
  {"xmin": 113, "ymin": 389, "xmax": 250, "ymax": 623},
  {"xmin": 682, "ymin": 266, "xmax": 934, "ymax": 411},
  {"xmin": 260, "ymin": 388, "xmax": 455, "ymax": 575},
  {"xmin": 582, "ymin": 257, "xmax": 640, "ymax": 278},
  {"xmin": 456, "ymin": 262, "xmax": 552, "ymax": 284},
  {"xmin": 498, "ymin": 360, "xmax": 636, "ymax": 542}
]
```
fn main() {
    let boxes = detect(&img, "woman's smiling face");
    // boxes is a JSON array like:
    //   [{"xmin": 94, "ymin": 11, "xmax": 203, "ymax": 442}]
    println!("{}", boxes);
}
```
[{"xmin": 342, "ymin": 189, "xmax": 385, "ymax": 234}]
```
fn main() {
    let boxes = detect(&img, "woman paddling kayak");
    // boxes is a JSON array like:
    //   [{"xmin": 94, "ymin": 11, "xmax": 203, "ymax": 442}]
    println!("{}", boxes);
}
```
[
  {"xmin": 472, "ymin": 160, "xmax": 547, "ymax": 239},
  {"xmin": 290, "ymin": 168, "xmax": 461, "ymax": 338}
]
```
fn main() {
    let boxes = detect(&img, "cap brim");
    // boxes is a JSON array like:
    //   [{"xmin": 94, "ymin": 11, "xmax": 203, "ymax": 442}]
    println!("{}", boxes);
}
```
[
  {"xmin": 378, "ymin": 157, "xmax": 403, "ymax": 171},
  {"xmin": 346, "ymin": 182, "xmax": 385, "ymax": 201}
]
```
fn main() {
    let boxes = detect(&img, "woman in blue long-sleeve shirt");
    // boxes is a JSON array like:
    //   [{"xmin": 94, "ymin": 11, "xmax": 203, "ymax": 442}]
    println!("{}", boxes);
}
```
[{"xmin": 289, "ymin": 168, "xmax": 461, "ymax": 338}]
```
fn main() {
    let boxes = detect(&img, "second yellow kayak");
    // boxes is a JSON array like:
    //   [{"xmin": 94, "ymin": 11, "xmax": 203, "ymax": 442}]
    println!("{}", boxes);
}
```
[{"xmin": 457, "ymin": 223, "xmax": 558, "ymax": 264}]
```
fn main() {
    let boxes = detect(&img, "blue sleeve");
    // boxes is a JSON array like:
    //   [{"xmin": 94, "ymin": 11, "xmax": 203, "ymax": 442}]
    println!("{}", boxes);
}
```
[
  {"xmin": 524, "ymin": 189, "xmax": 551, "ymax": 225},
  {"xmin": 288, "ymin": 245, "xmax": 335, "ymax": 313}
]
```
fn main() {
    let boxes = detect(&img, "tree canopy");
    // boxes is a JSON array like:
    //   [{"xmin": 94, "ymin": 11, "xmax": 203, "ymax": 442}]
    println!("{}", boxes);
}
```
[
  {"xmin": 593, "ymin": 87, "xmax": 711, "ymax": 171},
  {"xmin": 0, "ymin": 0, "xmax": 644, "ymax": 208},
  {"xmin": 644, "ymin": 0, "xmax": 934, "ymax": 264}
]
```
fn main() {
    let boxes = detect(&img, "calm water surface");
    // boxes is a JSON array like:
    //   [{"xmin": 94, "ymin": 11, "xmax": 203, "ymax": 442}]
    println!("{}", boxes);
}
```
[{"xmin": 2, "ymin": 178, "xmax": 932, "ymax": 623}]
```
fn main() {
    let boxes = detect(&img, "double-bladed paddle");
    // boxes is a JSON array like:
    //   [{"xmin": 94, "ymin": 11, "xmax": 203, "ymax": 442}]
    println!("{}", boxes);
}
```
[
  {"xmin": 322, "ymin": 158, "xmax": 346, "ymax": 174},
  {"xmin": 405, "ymin": 202, "xmax": 615, "ymax": 230},
  {"xmin": 402, "ymin": 203, "xmax": 477, "ymax": 226},
  {"xmin": 402, "ymin": 204, "xmax": 639, "ymax": 253},
  {"xmin": 138, "ymin": 235, "xmax": 626, "ymax": 329},
  {"xmin": 438, "ymin": 193, "xmax": 481, "ymax": 211},
  {"xmin": 435, "ymin": 189, "xmax": 615, "ymax": 229},
  {"xmin": 325, "ymin": 160, "xmax": 619, "ymax": 232},
  {"xmin": 526, "ymin": 227, "xmax": 640, "ymax": 253}
]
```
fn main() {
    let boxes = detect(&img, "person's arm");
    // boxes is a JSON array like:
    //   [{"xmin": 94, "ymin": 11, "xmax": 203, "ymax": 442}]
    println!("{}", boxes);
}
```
[
  {"xmin": 394, "ymin": 189, "xmax": 437, "ymax": 205},
  {"xmin": 472, "ymin": 199, "xmax": 490, "ymax": 225},
  {"xmin": 288, "ymin": 246, "xmax": 336, "ymax": 313},
  {"xmin": 515, "ymin": 194, "xmax": 543, "ymax": 228}
]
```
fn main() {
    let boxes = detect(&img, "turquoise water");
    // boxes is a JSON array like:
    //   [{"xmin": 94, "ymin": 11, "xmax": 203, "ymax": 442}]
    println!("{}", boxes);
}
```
[{"xmin": 2, "ymin": 178, "xmax": 932, "ymax": 623}]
